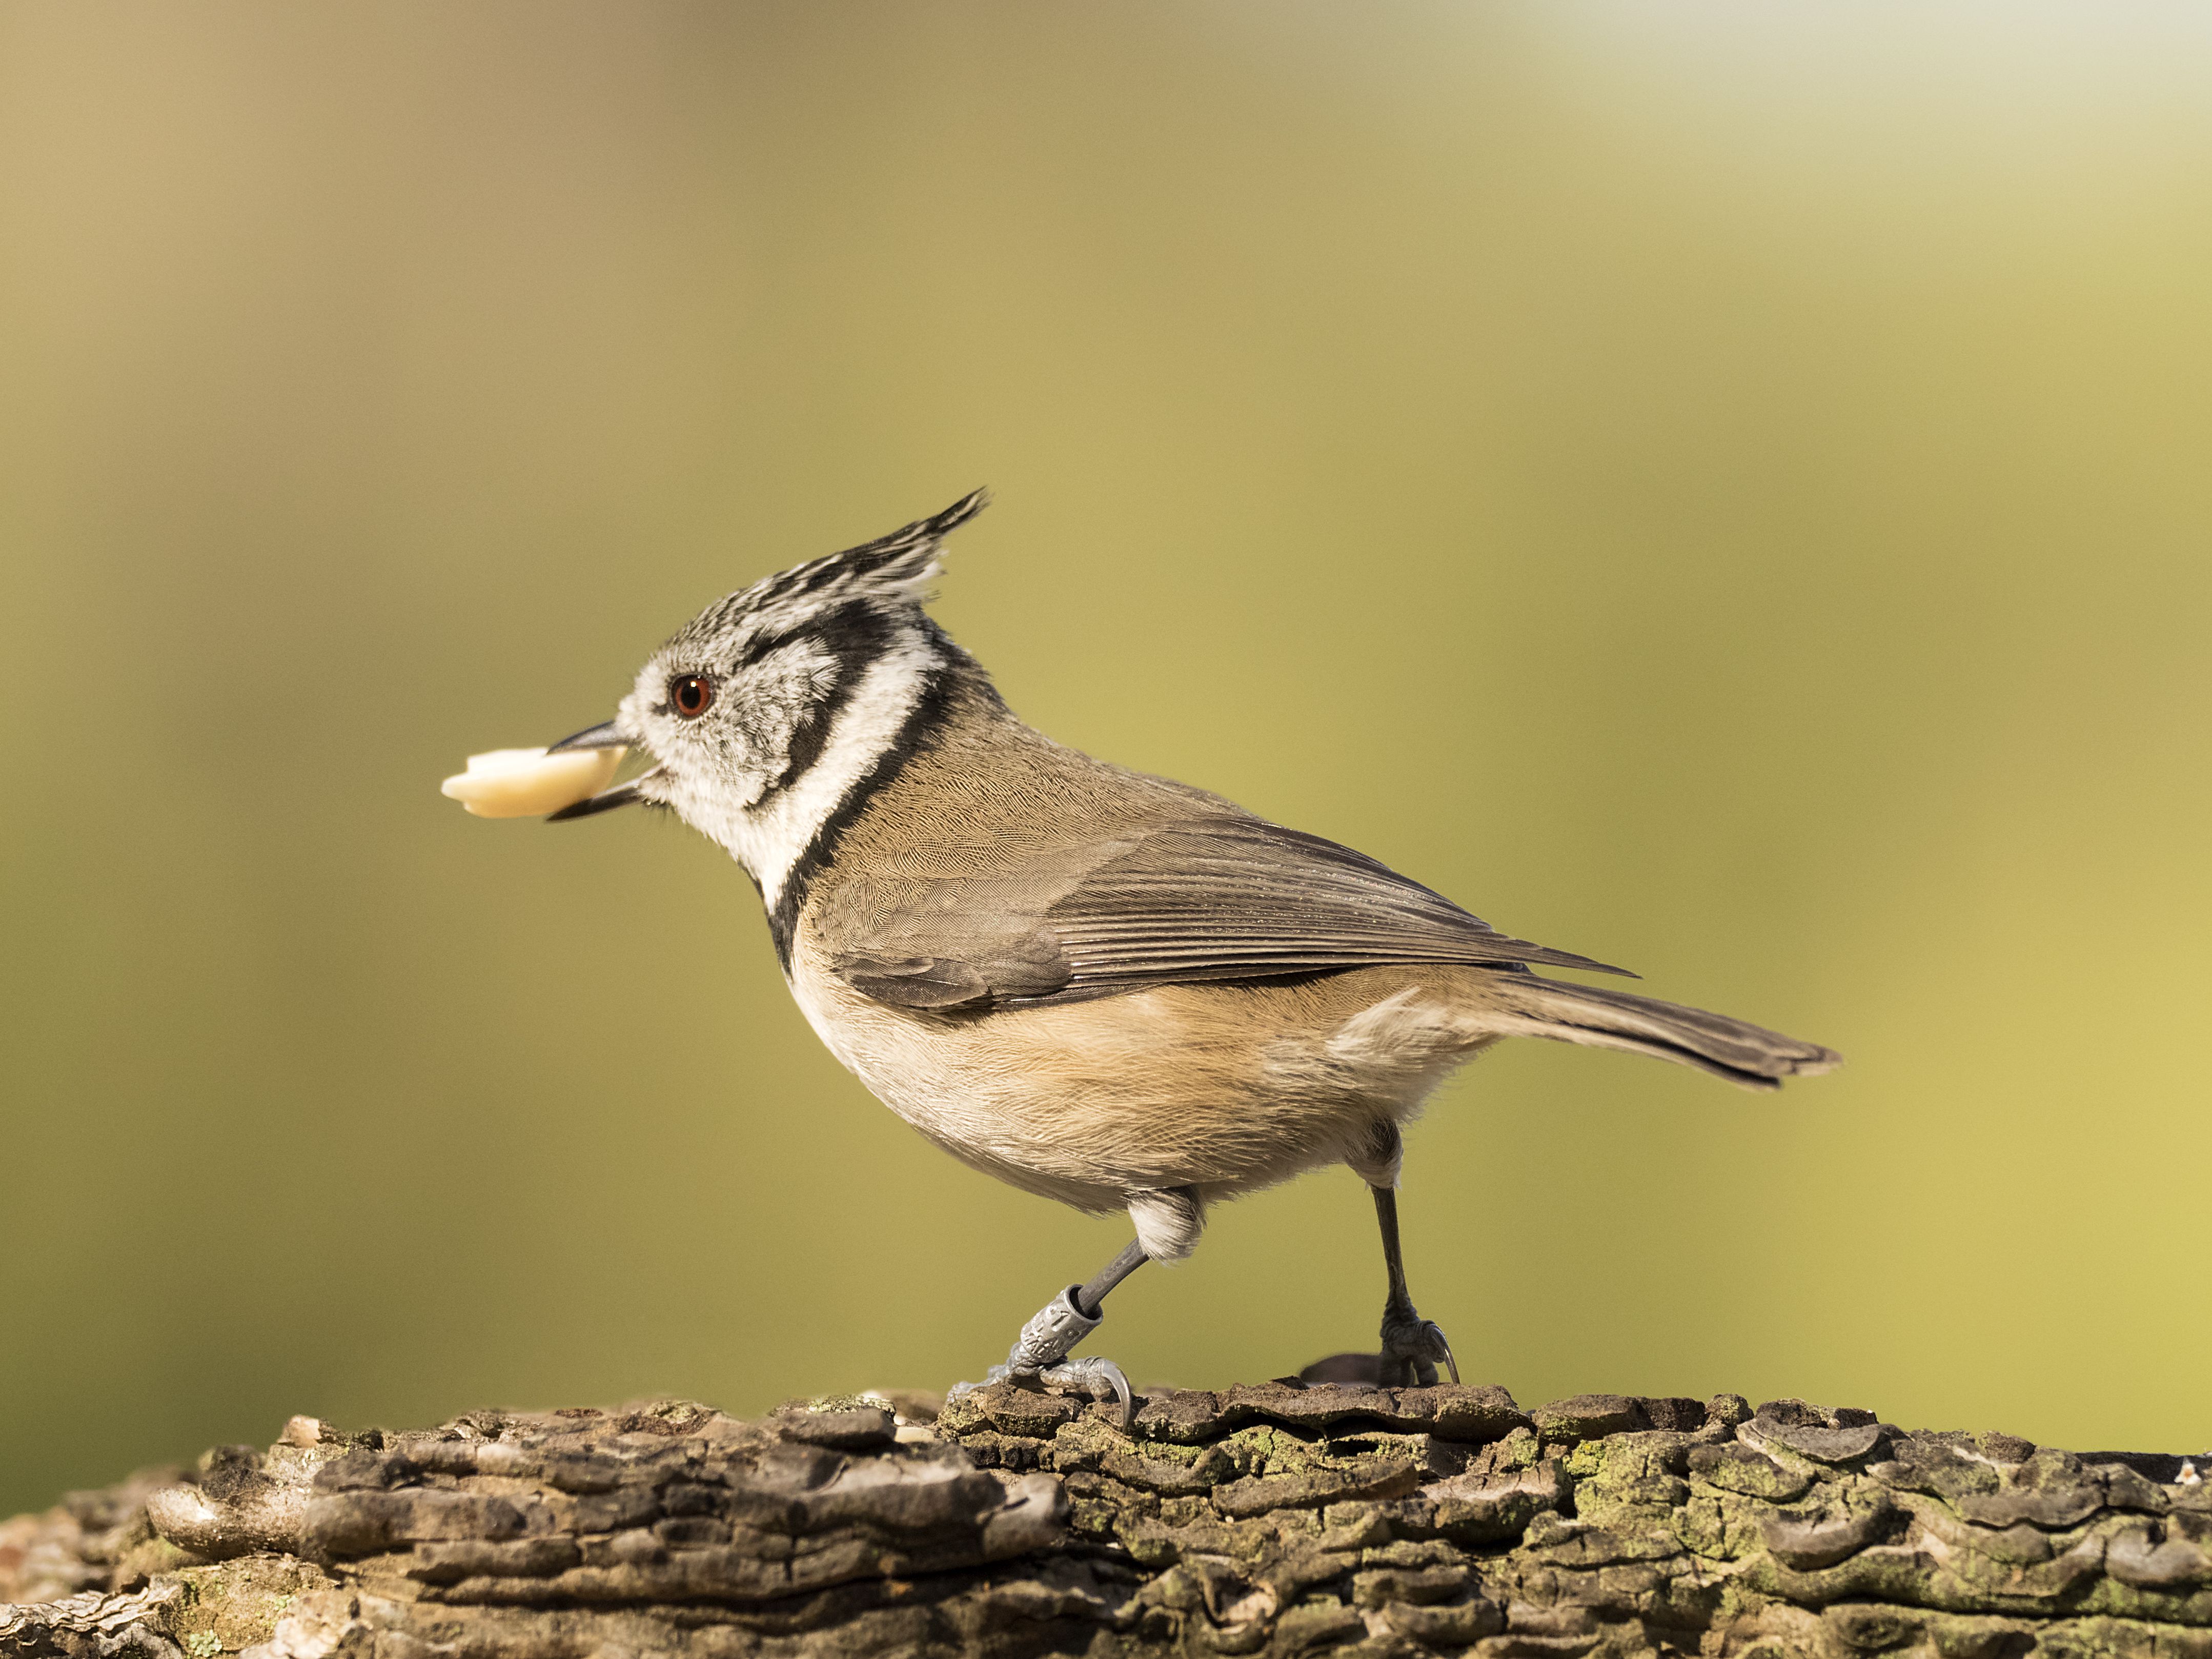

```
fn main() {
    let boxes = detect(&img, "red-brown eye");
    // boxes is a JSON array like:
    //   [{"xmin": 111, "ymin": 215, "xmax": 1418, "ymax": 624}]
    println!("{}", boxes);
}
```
[{"xmin": 669, "ymin": 675, "xmax": 715, "ymax": 719}]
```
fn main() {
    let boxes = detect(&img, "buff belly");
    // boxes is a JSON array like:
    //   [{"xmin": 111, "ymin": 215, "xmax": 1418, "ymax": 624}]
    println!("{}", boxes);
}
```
[{"xmin": 784, "ymin": 953, "xmax": 1502, "ymax": 1214}]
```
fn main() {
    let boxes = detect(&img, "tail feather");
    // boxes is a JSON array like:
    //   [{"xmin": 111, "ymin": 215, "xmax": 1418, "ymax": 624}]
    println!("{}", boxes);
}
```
[{"xmin": 1487, "ymin": 974, "xmax": 1840, "ymax": 1092}]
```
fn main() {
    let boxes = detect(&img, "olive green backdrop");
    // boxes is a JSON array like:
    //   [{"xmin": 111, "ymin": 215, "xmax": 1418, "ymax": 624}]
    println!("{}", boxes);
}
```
[{"xmin": 4, "ymin": 2, "xmax": 2207, "ymax": 1518}]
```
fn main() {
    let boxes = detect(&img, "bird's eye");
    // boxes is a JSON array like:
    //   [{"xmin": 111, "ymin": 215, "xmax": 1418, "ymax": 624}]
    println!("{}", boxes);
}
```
[{"xmin": 669, "ymin": 675, "xmax": 715, "ymax": 719}]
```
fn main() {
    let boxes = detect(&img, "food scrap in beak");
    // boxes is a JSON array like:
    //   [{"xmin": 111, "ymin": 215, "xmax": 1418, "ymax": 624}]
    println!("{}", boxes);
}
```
[{"xmin": 440, "ymin": 744, "xmax": 624, "ymax": 819}]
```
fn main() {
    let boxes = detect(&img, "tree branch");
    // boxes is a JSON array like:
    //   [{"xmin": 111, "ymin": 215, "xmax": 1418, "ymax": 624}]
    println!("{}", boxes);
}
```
[{"xmin": 2, "ymin": 1377, "xmax": 2206, "ymax": 1656}]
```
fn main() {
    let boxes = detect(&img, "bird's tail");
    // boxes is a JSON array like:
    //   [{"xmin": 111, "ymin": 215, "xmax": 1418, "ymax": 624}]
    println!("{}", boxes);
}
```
[{"xmin": 1482, "ymin": 973, "xmax": 1840, "ymax": 1091}]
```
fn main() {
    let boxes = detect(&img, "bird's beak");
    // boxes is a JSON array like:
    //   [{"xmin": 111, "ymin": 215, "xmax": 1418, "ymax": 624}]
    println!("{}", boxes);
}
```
[
  {"xmin": 542, "ymin": 719, "xmax": 659, "ymax": 821},
  {"xmin": 545, "ymin": 720, "xmax": 627, "ymax": 754}
]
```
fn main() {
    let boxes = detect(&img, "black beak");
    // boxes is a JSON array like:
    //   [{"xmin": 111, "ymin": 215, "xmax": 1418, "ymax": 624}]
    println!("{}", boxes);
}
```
[
  {"xmin": 546, "ymin": 777, "xmax": 651, "ymax": 821},
  {"xmin": 542, "ymin": 718, "xmax": 657, "ymax": 821},
  {"xmin": 546, "ymin": 720, "xmax": 627, "ymax": 754}
]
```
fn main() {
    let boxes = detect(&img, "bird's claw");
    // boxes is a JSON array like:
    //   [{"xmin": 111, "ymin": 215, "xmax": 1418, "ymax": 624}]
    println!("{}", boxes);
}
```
[
  {"xmin": 948, "ymin": 1287, "xmax": 1135, "ymax": 1430},
  {"xmin": 1039, "ymin": 1355, "xmax": 1134, "ymax": 1429},
  {"xmin": 947, "ymin": 1355, "xmax": 1135, "ymax": 1430},
  {"xmin": 1379, "ymin": 1310, "xmax": 1458, "ymax": 1387}
]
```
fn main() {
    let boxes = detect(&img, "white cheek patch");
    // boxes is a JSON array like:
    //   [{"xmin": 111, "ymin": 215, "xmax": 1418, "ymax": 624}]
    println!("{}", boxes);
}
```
[
  {"xmin": 727, "ymin": 641, "xmax": 841, "ymax": 807},
  {"xmin": 670, "ymin": 628, "xmax": 938, "ymax": 903},
  {"xmin": 440, "ymin": 746, "xmax": 624, "ymax": 818}
]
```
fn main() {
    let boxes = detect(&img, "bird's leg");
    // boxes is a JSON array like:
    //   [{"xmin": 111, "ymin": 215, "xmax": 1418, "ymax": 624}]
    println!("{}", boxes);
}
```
[
  {"xmin": 1373, "ymin": 1184, "xmax": 1458, "ymax": 1388},
  {"xmin": 1030, "ymin": 1239, "xmax": 1150, "ymax": 1423},
  {"xmin": 950, "ymin": 1239, "xmax": 1150, "ymax": 1428}
]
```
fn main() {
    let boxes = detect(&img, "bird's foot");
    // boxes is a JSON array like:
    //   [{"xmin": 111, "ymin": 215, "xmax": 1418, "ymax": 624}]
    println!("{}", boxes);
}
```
[
  {"xmin": 1378, "ymin": 1302, "xmax": 1459, "ymax": 1387},
  {"xmin": 946, "ymin": 1285, "xmax": 1137, "ymax": 1428},
  {"xmin": 1037, "ymin": 1355, "xmax": 1133, "ymax": 1426}
]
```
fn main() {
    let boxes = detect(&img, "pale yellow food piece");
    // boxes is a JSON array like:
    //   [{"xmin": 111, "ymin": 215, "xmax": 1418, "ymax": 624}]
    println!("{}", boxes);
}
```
[{"xmin": 440, "ymin": 745, "xmax": 623, "ymax": 818}]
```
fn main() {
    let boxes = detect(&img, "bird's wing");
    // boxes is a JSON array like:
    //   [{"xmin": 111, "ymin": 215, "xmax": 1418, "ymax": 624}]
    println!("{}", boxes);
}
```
[{"xmin": 821, "ymin": 815, "xmax": 1631, "ymax": 1011}]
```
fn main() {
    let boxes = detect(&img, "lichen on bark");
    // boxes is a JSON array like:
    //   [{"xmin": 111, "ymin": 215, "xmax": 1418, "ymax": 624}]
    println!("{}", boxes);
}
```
[{"xmin": 2, "ymin": 1382, "xmax": 2206, "ymax": 1657}]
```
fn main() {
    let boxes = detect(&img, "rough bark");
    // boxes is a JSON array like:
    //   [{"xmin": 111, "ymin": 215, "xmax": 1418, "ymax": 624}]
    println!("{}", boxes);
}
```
[{"xmin": 2, "ymin": 1376, "xmax": 2207, "ymax": 1658}]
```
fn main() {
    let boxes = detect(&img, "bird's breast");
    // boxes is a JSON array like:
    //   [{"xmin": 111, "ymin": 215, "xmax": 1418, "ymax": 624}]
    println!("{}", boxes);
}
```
[{"xmin": 780, "ymin": 941, "xmax": 1497, "ymax": 1204}]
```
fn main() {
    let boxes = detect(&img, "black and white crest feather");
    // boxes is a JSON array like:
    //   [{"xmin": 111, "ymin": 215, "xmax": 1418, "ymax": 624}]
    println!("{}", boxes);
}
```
[{"xmin": 673, "ymin": 489, "xmax": 988, "ymax": 664}]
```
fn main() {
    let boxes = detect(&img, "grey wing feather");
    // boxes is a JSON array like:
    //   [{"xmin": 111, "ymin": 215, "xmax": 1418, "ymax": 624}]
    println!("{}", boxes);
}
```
[
  {"xmin": 836, "ymin": 955, "xmax": 993, "ymax": 1009},
  {"xmin": 826, "ymin": 815, "xmax": 1630, "ymax": 1011},
  {"xmin": 1036, "ymin": 821, "xmax": 1629, "ymax": 999}
]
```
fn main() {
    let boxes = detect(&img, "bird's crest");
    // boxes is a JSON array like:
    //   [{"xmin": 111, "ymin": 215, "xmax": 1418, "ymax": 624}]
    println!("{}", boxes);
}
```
[{"xmin": 678, "ymin": 490, "xmax": 988, "ymax": 656}]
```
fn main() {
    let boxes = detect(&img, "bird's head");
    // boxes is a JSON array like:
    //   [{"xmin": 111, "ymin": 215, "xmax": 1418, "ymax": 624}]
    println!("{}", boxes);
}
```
[{"xmin": 545, "ymin": 489, "xmax": 989, "ymax": 902}]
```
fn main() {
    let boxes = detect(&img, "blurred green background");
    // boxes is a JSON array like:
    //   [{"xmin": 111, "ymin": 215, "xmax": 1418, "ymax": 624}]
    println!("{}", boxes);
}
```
[{"xmin": 4, "ymin": 1, "xmax": 2208, "ymax": 1518}]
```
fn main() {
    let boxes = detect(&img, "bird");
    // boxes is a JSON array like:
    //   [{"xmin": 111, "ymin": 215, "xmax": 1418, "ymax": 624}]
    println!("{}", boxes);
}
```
[{"xmin": 534, "ymin": 490, "xmax": 1839, "ymax": 1420}]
